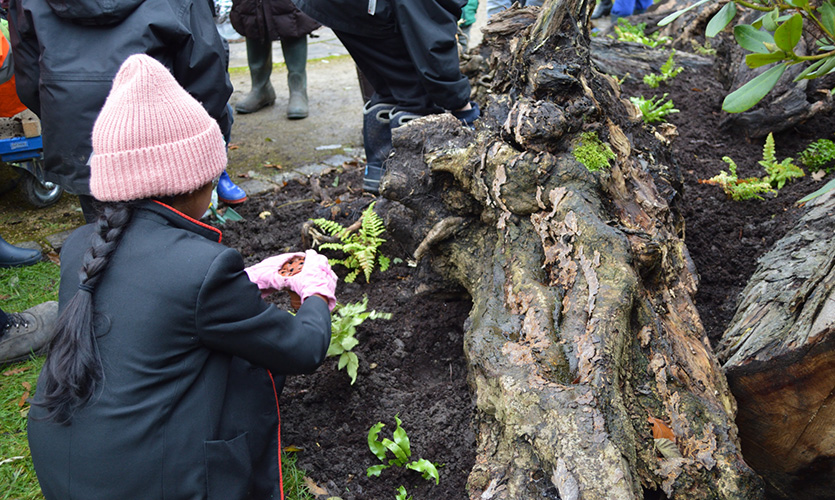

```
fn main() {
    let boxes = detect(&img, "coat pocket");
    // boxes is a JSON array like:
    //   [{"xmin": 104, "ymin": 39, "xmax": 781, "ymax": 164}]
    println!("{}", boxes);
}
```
[{"xmin": 204, "ymin": 432, "xmax": 254, "ymax": 499}]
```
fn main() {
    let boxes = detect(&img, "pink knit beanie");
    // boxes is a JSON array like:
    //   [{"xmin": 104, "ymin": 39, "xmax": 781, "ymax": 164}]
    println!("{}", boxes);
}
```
[{"xmin": 90, "ymin": 54, "xmax": 227, "ymax": 201}]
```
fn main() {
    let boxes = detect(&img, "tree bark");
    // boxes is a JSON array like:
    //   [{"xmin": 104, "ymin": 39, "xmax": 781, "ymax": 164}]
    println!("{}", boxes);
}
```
[
  {"xmin": 717, "ymin": 191, "xmax": 835, "ymax": 500},
  {"xmin": 378, "ymin": 2, "xmax": 763, "ymax": 498}
]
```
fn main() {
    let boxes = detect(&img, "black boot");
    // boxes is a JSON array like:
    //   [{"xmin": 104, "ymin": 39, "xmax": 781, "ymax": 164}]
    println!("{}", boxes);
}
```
[
  {"xmin": 362, "ymin": 101, "xmax": 396, "ymax": 194},
  {"xmin": 282, "ymin": 36, "xmax": 309, "ymax": 119},
  {"xmin": 0, "ymin": 235, "xmax": 41, "ymax": 268},
  {"xmin": 236, "ymin": 37, "xmax": 276, "ymax": 114},
  {"xmin": 591, "ymin": 0, "xmax": 612, "ymax": 19}
]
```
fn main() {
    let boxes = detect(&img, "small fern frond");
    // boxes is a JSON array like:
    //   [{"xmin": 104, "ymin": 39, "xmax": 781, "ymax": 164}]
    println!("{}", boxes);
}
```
[{"xmin": 762, "ymin": 133, "xmax": 777, "ymax": 165}]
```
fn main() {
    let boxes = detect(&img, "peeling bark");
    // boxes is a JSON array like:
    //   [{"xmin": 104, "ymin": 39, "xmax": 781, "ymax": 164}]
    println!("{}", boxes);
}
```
[
  {"xmin": 377, "ymin": 1, "xmax": 763, "ymax": 498},
  {"xmin": 718, "ymin": 191, "xmax": 835, "ymax": 500}
]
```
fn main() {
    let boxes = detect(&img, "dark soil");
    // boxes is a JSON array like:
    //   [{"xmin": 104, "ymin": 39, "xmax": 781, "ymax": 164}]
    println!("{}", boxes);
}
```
[
  {"xmin": 620, "ymin": 68, "xmax": 835, "ymax": 344},
  {"xmin": 222, "ymin": 167, "xmax": 476, "ymax": 500},
  {"xmin": 221, "ymin": 51, "xmax": 834, "ymax": 499}
]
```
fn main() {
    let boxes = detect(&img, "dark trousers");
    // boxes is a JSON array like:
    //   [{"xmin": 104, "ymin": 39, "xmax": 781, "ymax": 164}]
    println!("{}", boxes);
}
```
[
  {"xmin": 336, "ymin": 30, "xmax": 442, "ymax": 116},
  {"xmin": 334, "ymin": 0, "xmax": 470, "ymax": 116}
]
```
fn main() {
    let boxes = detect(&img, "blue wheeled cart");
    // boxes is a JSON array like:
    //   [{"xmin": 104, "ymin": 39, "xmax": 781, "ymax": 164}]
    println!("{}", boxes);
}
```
[{"xmin": 0, "ymin": 134, "xmax": 63, "ymax": 208}]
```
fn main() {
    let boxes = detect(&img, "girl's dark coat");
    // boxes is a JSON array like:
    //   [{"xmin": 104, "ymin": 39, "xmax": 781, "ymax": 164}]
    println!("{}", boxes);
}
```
[
  {"xmin": 230, "ymin": 0, "xmax": 320, "ymax": 41},
  {"xmin": 27, "ymin": 201, "xmax": 331, "ymax": 499}
]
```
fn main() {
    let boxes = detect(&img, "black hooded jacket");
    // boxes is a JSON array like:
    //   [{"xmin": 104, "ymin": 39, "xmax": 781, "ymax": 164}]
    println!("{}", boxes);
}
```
[
  {"xmin": 28, "ymin": 201, "xmax": 331, "ymax": 499},
  {"xmin": 8, "ymin": 0, "xmax": 232, "ymax": 195}
]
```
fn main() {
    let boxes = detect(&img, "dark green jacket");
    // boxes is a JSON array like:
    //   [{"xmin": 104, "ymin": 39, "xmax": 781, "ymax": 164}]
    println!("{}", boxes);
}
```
[{"xmin": 28, "ymin": 201, "xmax": 331, "ymax": 499}]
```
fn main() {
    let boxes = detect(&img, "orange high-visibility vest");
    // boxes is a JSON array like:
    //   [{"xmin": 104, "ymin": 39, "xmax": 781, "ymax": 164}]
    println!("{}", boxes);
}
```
[{"xmin": 1, "ymin": 33, "xmax": 27, "ymax": 118}]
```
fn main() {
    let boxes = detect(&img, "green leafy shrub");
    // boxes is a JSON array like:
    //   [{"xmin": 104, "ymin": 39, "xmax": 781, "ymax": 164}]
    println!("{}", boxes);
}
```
[
  {"xmin": 759, "ymin": 133, "xmax": 805, "ymax": 189},
  {"xmin": 573, "ymin": 131, "xmax": 616, "ymax": 171},
  {"xmin": 367, "ymin": 415, "xmax": 440, "ymax": 485},
  {"xmin": 613, "ymin": 18, "xmax": 671, "ymax": 47},
  {"xmin": 328, "ymin": 297, "xmax": 392, "ymax": 385},
  {"xmin": 643, "ymin": 51, "xmax": 684, "ymax": 88},
  {"xmin": 659, "ymin": 0, "xmax": 835, "ymax": 112},
  {"xmin": 797, "ymin": 138, "xmax": 835, "ymax": 171},
  {"xmin": 311, "ymin": 201, "xmax": 390, "ymax": 283},
  {"xmin": 629, "ymin": 94, "xmax": 680, "ymax": 123}
]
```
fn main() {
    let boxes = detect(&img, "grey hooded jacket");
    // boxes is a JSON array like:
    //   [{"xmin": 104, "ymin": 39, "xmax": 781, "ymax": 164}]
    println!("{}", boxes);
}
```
[{"xmin": 8, "ymin": 0, "xmax": 232, "ymax": 195}]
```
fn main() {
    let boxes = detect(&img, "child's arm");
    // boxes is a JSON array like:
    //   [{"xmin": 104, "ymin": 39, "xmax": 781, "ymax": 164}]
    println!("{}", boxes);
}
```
[{"xmin": 195, "ymin": 248, "xmax": 332, "ymax": 375}]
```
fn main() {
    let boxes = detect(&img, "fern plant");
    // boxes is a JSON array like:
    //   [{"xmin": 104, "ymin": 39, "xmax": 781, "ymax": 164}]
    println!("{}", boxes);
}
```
[
  {"xmin": 701, "ymin": 156, "xmax": 775, "ymax": 201},
  {"xmin": 312, "ymin": 201, "xmax": 391, "ymax": 283},
  {"xmin": 643, "ymin": 51, "xmax": 684, "ymax": 88},
  {"xmin": 629, "ymin": 94, "xmax": 679, "ymax": 123},
  {"xmin": 613, "ymin": 18, "xmax": 672, "ymax": 48},
  {"xmin": 797, "ymin": 138, "xmax": 835, "ymax": 171},
  {"xmin": 759, "ymin": 133, "xmax": 805, "ymax": 189},
  {"xmin": 328, "ymin": 297, "xmax": 392, "ymax": 385}
]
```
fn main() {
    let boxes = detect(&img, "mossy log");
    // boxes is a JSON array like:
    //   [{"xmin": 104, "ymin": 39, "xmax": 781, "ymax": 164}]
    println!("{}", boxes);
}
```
[
  {"xmin": 717, "ymin": 191, "xmax": 835, "ymax": 500},
  {"xmin": 377, "ymin": 2, "xmax": 763, "ymax": 498}
]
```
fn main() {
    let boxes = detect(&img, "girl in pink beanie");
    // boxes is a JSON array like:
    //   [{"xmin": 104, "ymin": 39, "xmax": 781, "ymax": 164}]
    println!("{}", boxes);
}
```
[{"xmin": 27, "ymin": 54, "xmax": 337, "ymax": 500}]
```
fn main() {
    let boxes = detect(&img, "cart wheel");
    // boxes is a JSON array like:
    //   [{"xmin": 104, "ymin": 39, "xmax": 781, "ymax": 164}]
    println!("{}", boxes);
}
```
[{"xmin": 21, "ymin": 172, "xmax": 63, "ymax": 208}]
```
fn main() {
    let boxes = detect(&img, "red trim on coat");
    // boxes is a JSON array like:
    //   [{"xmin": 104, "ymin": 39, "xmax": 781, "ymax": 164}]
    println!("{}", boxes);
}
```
[
  {"xmin": 267, "ymin": 371, "xmax": 285, "ymax": 500},
  {"xmin": 151, "ymin": 200, "xmax": 223, "ymax": 243}
]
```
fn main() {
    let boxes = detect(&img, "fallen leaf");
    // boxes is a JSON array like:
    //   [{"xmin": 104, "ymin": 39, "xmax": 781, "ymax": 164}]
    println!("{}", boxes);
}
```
[
  {"xmin": 648, "ymin": 416, "xmax": 675, "ymax": 441},
  {"xmin": 654, "ymin": 438, "xmax": 683, "ymax": 458},
  {"xmin": 228, "ymin": 144, "xmax": 240, "ymax": 150},
  {"xmin": 237, "ymin": 172, "xmax": 250, "ymax": 179},
  {"xmin": 303, "ymin": 477, "xmax": 329, "ymax": 496},
  {"xmin": 0, "ymin": 294, "xmax": 10, "ymax": 300},
  {"xmin": 264, "ymin": 163, "xmax": 283, "ymax": 170},
  {"xmin": 283, "ymin": 445, "xmax": 303, "ymax": 452},
  {"xmin": 812, "ymin": 170, "xmax": 826, "ymax": 181},
  {"xmin": 3, "ymin": 366, "xmax": 31, "ymax": 376},
  {"xmin": 258, "ymin": 211, "xmax": 272, "ymax": 220},
  {"xmin": 18, "ymin": 382, "xmax": 32, "ymax": 408},
  {"xmin": 46, "ymin": 251, "xmax": 61, "ymax": 265}
]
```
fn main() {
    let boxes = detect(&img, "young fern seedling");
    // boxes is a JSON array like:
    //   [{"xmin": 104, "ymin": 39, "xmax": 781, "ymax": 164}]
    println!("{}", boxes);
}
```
[
  {"xmin": 797, "ymin": 138, "xmax": 835, "ymax": 172},
  {"xmin": 759, "ymin": 133, "xmax": 804, "ymax": 189},
  {"xmin": 367, "ymin": 415, "xmax": 440, "ymax": 485},
  {"xmin": 629, "ymin": 94, "xmax": 679, "ymax": 124},
  {"xmin": 328, "ymin": 297, "xmax": 392, "ymax": 385},
  {"xmin": 643, "ymin": 51, "xmax": 684, "ymax": 88},
  {"xmin": 311, "ymin": 201, "xmax": 391, "ymax": 283},
  {"xmin": 701, "ymin": 156, "xmax": 775, "ymax": 201},
  {"xmin": 395, "ymin": 485, "xmax": 412, "ymax": 500}
]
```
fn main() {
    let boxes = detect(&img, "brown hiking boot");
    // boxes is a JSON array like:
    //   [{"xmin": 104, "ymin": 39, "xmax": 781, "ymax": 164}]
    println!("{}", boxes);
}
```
[{"xmin": 0, "ymin": 301, "xmax": 59, "ymax": 364}]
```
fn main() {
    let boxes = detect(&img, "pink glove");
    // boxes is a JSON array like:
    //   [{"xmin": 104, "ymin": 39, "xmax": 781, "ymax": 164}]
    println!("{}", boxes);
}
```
[
  {"xmin": 244, "ymin": 252, "xmax": 305, "ymax": 298},
  {"xmin": 285, "ymin": 249, "xmax": 338, "ymax": 311}
]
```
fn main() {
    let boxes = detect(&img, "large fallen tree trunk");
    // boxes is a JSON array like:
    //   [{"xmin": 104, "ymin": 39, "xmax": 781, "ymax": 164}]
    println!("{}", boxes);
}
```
[
  {"xmin": 716, "ymin": 191, "xmax": 835, "ymax": 500},
  {"xmin": 378, "ymin": 2, "xmax": 763, "ymax": 498}
]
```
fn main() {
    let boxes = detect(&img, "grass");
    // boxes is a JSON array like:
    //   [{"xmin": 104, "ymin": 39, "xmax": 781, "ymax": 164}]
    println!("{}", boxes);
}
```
[
  {"xmin": 1, "ymin": 262, "xmax": 57, "ymax": 500},
  {"xmin": 0, "ymin": 262, "xmax": 314, "ymax": 499}
]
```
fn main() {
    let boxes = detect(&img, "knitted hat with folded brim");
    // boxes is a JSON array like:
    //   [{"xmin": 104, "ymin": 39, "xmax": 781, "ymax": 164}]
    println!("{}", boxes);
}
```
[{"xmin": 90, "ymin": 54, "xmax": 227, "ymax": 202}]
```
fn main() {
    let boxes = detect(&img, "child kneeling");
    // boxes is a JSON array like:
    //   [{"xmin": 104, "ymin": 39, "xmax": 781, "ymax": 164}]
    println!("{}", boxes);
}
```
[{"xmin": 27, "ymin": 54, "xmax": 336, "ymax": 500}]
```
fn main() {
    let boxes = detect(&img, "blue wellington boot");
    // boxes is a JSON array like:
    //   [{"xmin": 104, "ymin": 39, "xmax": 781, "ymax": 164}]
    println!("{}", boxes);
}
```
[
  {"xmin": 362, "ymin": 101, "xmax": 396, "ymax": 194},
  {"xmin": 0, "ymin": 236, "xmax": 41, "ymax": 268},
  {"xmin": 217, "ymin": 170, "xmax": 248, "ymax": 205}
]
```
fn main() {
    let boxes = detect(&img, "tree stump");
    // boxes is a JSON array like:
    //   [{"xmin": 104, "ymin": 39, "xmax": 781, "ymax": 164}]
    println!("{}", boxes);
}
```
[
  {"xmin": 717, "ymin": 191, "xmax": 835, "ymax": 500},
  {"xmin": 378, "ymin": 2, "xmax": 763, "ymax": 498}
]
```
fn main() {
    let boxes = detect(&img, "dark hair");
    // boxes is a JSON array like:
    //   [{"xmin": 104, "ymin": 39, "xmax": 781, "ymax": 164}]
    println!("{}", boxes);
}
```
[{"xmin": 35, "ymin": 202, "xmax": 134, "ymax": 424}]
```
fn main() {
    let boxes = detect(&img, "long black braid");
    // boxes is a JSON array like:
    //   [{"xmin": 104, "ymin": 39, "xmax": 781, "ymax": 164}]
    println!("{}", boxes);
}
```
[{"xmin": 35, "ymin": 202, "xmax": 134, "ymax": 424}]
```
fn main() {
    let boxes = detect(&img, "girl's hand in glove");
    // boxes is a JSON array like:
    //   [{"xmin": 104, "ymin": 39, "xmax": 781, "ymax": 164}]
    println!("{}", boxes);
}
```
[
  {"xmin": 285, "ymin": 250, "xmax": 338, "ymax": 311},
  {"xmin": 244, "ymin": 252, "xmax": 305, "ymax": 297}
]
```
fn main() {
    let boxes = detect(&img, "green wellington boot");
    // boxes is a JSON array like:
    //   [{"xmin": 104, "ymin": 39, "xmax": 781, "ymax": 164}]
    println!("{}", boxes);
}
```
[
  {"xmin": 282, "ymin": 36, "xmax": 309, "ymax": 119},
  {"xmin": 236, "ymin": 37, "xmax": 276, "ymax": 114}
]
